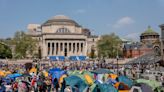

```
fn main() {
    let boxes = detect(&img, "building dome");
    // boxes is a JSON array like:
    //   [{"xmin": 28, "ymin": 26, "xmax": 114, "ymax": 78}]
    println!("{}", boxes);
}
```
[
  {"xmin": 42, "ymin": 15, "xmax": 80, "ymax": 27},
  {"xmin": 52, "ymin": 15, "xmax": 70, "ymax": 20},
  {"xmin": 141, "ymin": 26, "xmax": 159, "ymax": 36}
]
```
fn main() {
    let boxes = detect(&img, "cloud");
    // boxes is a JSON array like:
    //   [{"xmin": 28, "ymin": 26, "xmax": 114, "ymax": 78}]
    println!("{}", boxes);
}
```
[
  {"xmin": 75, "ymin": 9, "xmax": 86, "ymax": 14},
  {"xmin": 124, "ymin": 32, "xmax": 140, "ymax": 41},
  {"xmin": 113, "ymin": 16, "xmax": 135, "ymax": 29}
]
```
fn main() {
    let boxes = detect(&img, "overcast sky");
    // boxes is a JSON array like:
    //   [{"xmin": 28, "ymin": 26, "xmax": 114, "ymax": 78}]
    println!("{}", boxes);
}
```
[{"xmin": 0, "ymin": 0, "xmax": 164, "ymax": 41}]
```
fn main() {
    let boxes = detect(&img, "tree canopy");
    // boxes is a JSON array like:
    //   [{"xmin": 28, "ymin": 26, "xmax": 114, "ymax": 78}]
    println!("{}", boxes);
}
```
[
  {"xmin": 13, "ymin": 31, "xmax": 38, "ymax": 59},
  {"xmin": 97, "ymin": 33, "xmax": 122, "ymax": 58},
  {"xmin": 0, "ymin": 42, "xmax": 12, "ymax": 59}
]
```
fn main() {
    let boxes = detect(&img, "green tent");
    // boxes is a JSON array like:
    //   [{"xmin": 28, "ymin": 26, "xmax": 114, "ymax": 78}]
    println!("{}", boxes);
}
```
[
  {"xmin": 136, "ymin": 79, "xmax": 161, "ymax": 90},
  {"xmin": 92, "ymin": 83, "xmax": 118, "ymax": 92},
  {"xmin": 64, "ymin": 75, "xmax": 88, "ymax": 92}
]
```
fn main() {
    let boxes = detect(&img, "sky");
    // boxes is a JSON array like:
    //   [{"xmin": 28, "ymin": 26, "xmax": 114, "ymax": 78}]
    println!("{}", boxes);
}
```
[{"xmin": 0, "ymin": 0, "xmax": 164, "ymax": 41}]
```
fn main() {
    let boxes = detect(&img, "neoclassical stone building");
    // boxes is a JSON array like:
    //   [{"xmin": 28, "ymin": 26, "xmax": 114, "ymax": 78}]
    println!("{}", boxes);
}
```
[{"xmin": 27, "ymin": 15, "xmax": 99, "ymax": 59}]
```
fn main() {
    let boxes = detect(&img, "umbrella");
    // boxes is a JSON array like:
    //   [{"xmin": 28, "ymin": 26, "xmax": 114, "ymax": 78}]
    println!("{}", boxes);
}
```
[
  {"xmin": 136, "ymin": 79, "xmax": 160, "ymax": 90},
  {"xmin": 64, "ymin": 75, "xmax": 87, "ymax": 92},
  {"xmin": 117, "ymin": 76, "xmax": 133, "ymax": 88},
  {"xmin": 91, "ymin": 69, "xmax": 113, "ymax": 74}
]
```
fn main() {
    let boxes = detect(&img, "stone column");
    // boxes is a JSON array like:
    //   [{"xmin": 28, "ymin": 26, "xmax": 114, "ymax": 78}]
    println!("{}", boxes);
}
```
[
  {"xmin": 84, "ymin": 42, "xmax": 87, "ymax": 56},
  {"xmin": 74, "ymin": 42, "xmax": 77, "ymax": 55},
  {"xmin": 58, "ymin": 42, "xmax": 60, "ymax": 56},
  {"xmin": 42, "ymin": 39, "xmax": 47, "ymax": 58}
]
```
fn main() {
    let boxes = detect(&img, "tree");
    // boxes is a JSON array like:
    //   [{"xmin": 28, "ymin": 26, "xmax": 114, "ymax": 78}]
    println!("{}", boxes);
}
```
[
  {"xmin": 90, "ymin": 45, "xmax": 96, "ymax": 59},
  {"xmin": 0, "ymin": 42, "xmax": 12, "ymax": 59},
  {"xmin": 97, "ymin": 33, "xmax": 122, "ymax": 58},
  {"xmin": 13, "ymin": 31, "xmax": 37, "ymax": 59}
]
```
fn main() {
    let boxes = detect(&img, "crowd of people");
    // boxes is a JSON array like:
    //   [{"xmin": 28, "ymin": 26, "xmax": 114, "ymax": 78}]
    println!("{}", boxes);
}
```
[{"xmin": 0, "ymin": 59, "xmax": 163, "ymax": 92}]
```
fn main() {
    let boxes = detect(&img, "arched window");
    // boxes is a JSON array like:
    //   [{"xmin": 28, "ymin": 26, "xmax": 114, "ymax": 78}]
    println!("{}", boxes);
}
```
[{"xmin": 56, "ymin": 28, "xmax": 71, "ymax": 33}]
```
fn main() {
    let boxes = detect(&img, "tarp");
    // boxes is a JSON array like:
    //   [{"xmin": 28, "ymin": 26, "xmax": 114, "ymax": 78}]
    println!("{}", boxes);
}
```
[
  {"xmin": 64, "ymin": 75, "xmax": 87, "ymax": 92},
  {"xmin": 91, "ymin": 69, "xmax": 113, "ymax": 74},
  {"xmin": 117, "ymin": 76, "xmax": 133, "ymax": 88},
  {"xmin": 136, "ymin": 79, "xmax": 160, "ymax": 90}
]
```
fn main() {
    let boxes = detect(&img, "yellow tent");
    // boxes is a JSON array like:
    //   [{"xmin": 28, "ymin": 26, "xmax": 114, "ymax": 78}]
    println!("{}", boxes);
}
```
[
  {"xmin": 84, "ymin": 74, "xmax": 94, "ymax": 85},
  {"xmin": 114, "ymin": 82, "xmax": 130, "ymax": 92},
  {"xmin": 43, "ymin": 71, "xmax": 48, "ymax": 77},
  {"xmin": 109, "ymin": 74, "xmax": 118, "ymax": 80},
  {"xmin": 0, "ymin": 70, "xmax": 5, "ymax": 77},
  {"xmin": 59, "ymin": 74, "xmax": 67, "ymax": 87},
  {"xmin": 5, "ymin": 71, "xmax": 12, "ymax": 76},
  {"xmin": 29, "ymin": 67, "xmax": 37, "ymax": 74}
]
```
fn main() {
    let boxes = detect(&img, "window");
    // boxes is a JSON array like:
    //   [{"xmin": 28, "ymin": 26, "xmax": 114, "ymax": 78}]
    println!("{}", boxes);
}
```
[
  {"xmin": 92, "ymin": 39, "xmax": 95, "ymax": 42},
  {"xmin": 56, "ymin": 28, "xmax": 71, "ymax": 33}
]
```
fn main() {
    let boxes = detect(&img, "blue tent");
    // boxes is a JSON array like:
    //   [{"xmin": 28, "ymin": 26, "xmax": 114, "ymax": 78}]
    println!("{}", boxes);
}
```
[
  {"xmin": 117, "ymin": 76, "xmax": 133, "ymax": 88},
  {"xmin": 64, "ymin": 76, "xmax": 87, "ymax": 92},
  {"xmin": 6, "ymin": 73, "xmax": 22, "ymax": 79},
  {"xmin": 49, "ymin": 68, "xmax": 66, "ymax": 80},
  {"xmin": 52, "ymin": 70, "xmax": 66, "ymax": 80},
  {"xmin": 49, "ymin": 68, "xmax": 61, "ymax": 75}
]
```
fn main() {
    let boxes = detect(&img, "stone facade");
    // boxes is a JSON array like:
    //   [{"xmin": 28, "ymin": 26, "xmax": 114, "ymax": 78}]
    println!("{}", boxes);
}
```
[
  {"xmin": 123, "ymin": 26, "xmax": 160, "ymax": 58},
  {"xmin": 27, "ymin": 15, "xmax": 98, "ymax": 59}
]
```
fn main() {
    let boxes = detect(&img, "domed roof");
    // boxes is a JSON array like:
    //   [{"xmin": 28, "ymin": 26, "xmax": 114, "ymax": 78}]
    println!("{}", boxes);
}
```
[
  {"xmin": 52, "ymin": 15, "xmax": 70, "ymax": 20},
  {"xmin": 42, "ymin": 15, "xmax": 81, "ymax": 27},
  {"xmin": 141, "ymin": 26, "xmax": 159, "ymax": 36}
]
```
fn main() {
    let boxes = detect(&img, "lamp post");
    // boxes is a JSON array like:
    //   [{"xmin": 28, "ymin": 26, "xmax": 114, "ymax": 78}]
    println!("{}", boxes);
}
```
[{"xmin": 116, "ymin": 46, "xmax": 119, "ymax": 75}]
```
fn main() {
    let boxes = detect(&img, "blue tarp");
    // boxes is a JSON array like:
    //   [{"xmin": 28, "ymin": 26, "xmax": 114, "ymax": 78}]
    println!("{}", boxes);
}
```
[
  {"xmin": 49, "ymin": 56, "xmax": 65, "ymax": 61},
  {"xmin": 49, "ymin": 56, "xmax": 58, "ymax": 61}
]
